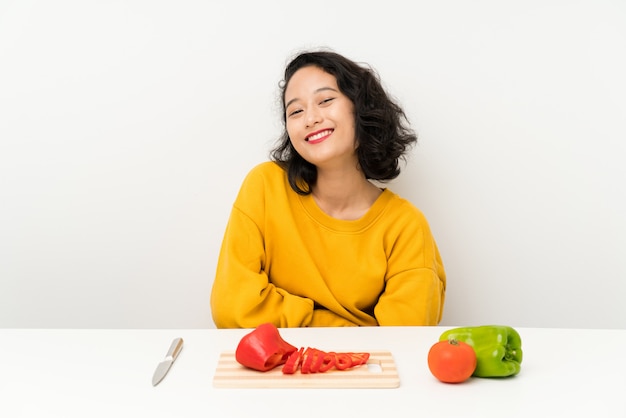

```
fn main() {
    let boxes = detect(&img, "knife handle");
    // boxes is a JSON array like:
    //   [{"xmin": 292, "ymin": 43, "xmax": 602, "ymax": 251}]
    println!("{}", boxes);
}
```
[{"xmin": 165, "ymin": 338, "xmax": 184, "ymax": 360}]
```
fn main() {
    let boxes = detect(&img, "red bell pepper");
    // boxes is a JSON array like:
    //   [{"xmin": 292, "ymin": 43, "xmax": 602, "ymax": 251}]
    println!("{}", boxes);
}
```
[
  {"xmin": 282, "ymin": 347, "xmax": 304, "ymax": 374},
  {"xmin": 333, "ymin": 352, "xmax": 353, "ymax": 370},
  {"xmin": 234, "ymin": 323, "xmax": 371, "ymax": 374},
  {"xmin": 300, "ymin": 347, "xmax": 317, "ymax": 374},
  {"xmin": 282, "ymin": 348, "xmax": 370, "ymax": 374},
  {"xmin": 302, "ymin": 347, "xmax": 336, "ymax": 374},
  {"xmin": 235, "ymin": 323, "xmax": 298, "ymax": 372},
  {"xmin": 318, "ymin": 351, "xmax": 336, "ymax": 372},
  {"xmin": 347, "ymin": 352, "xmax": 370, "ymax": 367}
]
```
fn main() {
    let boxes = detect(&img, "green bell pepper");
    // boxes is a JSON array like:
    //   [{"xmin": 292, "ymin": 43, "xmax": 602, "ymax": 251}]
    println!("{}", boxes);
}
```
[{"xmin": 439, "ymin": 325, "xmax": 523, "ymax": 377}]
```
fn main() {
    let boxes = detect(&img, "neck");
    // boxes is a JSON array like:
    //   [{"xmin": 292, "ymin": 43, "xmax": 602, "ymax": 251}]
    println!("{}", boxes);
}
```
[{"xmin": 312, "ymin": 166, "xmax": 382, "ymax": 220}]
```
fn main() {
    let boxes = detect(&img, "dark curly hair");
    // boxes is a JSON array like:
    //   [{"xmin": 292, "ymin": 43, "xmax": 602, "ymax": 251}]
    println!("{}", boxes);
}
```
[{"xmin": 270, "ymin": 50, "xmax": 418, "ymax": 195}]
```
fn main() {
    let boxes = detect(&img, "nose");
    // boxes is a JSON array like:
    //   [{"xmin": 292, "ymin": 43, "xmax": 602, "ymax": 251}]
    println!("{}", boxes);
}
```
[{"xmin": 305, "ymin": 107, "xmax": 322, "ymax": 128}]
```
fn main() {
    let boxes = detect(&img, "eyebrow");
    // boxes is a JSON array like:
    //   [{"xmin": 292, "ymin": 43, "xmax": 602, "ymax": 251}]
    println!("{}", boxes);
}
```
[{"xmin": 285, "ymin": 86, "xmax": 339, "ymax": 109}]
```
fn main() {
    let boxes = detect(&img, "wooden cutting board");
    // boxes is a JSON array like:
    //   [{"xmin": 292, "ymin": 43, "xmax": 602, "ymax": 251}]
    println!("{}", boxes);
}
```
[{"xmin": 212, "ymin": 350, "xmax": 400, "ymax": 388}]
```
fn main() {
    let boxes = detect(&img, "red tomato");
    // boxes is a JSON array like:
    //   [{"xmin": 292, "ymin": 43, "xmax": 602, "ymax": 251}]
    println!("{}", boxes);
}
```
[{"xmin": 427, "ymin": 339, "xmax": 477, "ymax": 383}]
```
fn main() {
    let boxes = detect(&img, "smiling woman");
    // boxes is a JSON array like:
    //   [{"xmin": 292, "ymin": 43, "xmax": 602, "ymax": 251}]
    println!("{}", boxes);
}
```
[
  {"xmin": 284, "ymin": 66, "xmax": 360, "ymax": 183},
  {"xmin": 210, "ymin": 49, "xmax": 446, "ymax": 329}
]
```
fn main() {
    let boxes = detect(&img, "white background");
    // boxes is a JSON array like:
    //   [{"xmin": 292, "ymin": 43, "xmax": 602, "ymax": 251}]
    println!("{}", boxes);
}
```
[{"xmin": 1, "ymin": 0, "xmax": 624, "ymax": 329}]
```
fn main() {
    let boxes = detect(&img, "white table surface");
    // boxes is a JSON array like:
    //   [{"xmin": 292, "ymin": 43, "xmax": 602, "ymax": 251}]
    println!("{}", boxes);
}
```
[{"xmin": 1, "ymin": 326, "xmax": 624, "ymax": 417}]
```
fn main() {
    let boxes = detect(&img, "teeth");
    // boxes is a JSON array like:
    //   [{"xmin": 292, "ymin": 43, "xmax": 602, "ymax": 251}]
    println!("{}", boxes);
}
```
[{"xmin": 308, "ymin": 130, "xmax": 332, "ymax": 141}]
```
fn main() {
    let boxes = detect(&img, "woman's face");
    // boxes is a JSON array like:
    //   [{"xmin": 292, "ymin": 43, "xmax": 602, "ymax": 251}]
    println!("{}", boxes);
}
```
[{"xmin": 284, "ymin": 65, "xmax": 357, "ymax": 170}]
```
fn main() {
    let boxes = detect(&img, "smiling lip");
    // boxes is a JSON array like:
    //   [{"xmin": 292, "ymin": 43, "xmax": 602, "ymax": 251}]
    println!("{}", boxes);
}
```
[{"xmin": 305, "ymin": 129, "xmax": 333, "ymax": 144}]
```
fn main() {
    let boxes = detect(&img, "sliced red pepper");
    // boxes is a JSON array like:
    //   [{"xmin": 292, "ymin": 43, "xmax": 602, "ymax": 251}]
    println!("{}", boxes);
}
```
[
  {"xmin": 283, "ymin": 349, "xmax": 369, "ymax": 373},
  {"xmin": 281, "ymin": 347, "xmax": 303, "ymax": 374},
  {"xmin": 300, "ymin": 347, "xmax": 317, "ymax": 374},
  {"xmin": 317, "ymin": 351, "xmax": 336, "ymax": 372},
  {"xmin": 233, "ymin": 324, "xmax": 371, "ymax": 375},
  {"xmin": 309, "ymin": 349, "xmax": 326, "ymax": 373},
  {"xmin": 333, "ymin": 352, "xmax": 353, "ymax": 370},
  {"xmin": 347, "ymin": 352, "xmax": 370, "ymax": 366},
  {"xmin": 235, "ymin": 323, "xmax": 298, "ymax": 372}
]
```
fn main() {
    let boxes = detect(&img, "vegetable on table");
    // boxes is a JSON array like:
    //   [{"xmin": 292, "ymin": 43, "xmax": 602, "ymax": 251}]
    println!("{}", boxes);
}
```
[
  {"xmin": 235, "ymin": 323, "xmax": 298, "ymax": 372},
  {"xmin": 427, "ymin": 339, "xmax": 477, "ymax": 383},
  {"xmin": 439, "ymin": 325, "xmax": 523, "ymax": 377},
  {"xmin": 235, "ymin": 323, "xmax": 370, "ymax": 374},
  {"xmin": 282, "ymin": 348, "xmax": 369, "ymax": 374}
]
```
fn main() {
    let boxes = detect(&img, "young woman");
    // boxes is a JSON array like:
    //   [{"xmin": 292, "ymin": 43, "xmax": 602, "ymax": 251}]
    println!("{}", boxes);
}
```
[{"xmin": 210, "ymin": 50, "xmax": 446, "ymax": 328}]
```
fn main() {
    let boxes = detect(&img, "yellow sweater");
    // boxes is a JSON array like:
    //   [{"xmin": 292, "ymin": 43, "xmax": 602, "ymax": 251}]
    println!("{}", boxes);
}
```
[{"xmin": 210, "ymin": 162, "xmax": 446, "ymax": 328}]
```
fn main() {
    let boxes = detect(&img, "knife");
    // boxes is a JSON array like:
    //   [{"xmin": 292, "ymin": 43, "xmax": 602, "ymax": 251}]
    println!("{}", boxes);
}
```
[{"xmin": 152, "ymin": 337, "xmax": 184, "ymax": 386}]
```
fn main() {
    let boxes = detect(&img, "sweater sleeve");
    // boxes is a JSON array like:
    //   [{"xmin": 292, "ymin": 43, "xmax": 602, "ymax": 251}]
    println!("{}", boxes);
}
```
[
  {"xmin": 210, "ymin": 206, "xmax": 316, "ymax": 328},
  {"xmin": 374, "ymin": 206, "xmax": 446, "ymax": 326},
  {"xmin": 210, "ymin": 165, "xmax": 316, "ymax": 328}
]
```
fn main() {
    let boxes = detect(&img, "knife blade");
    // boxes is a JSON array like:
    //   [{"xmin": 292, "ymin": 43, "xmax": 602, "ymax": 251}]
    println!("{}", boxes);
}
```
[{"xmin": 152, "ymin": 337, "xmax": 184, "ymax": 386}]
